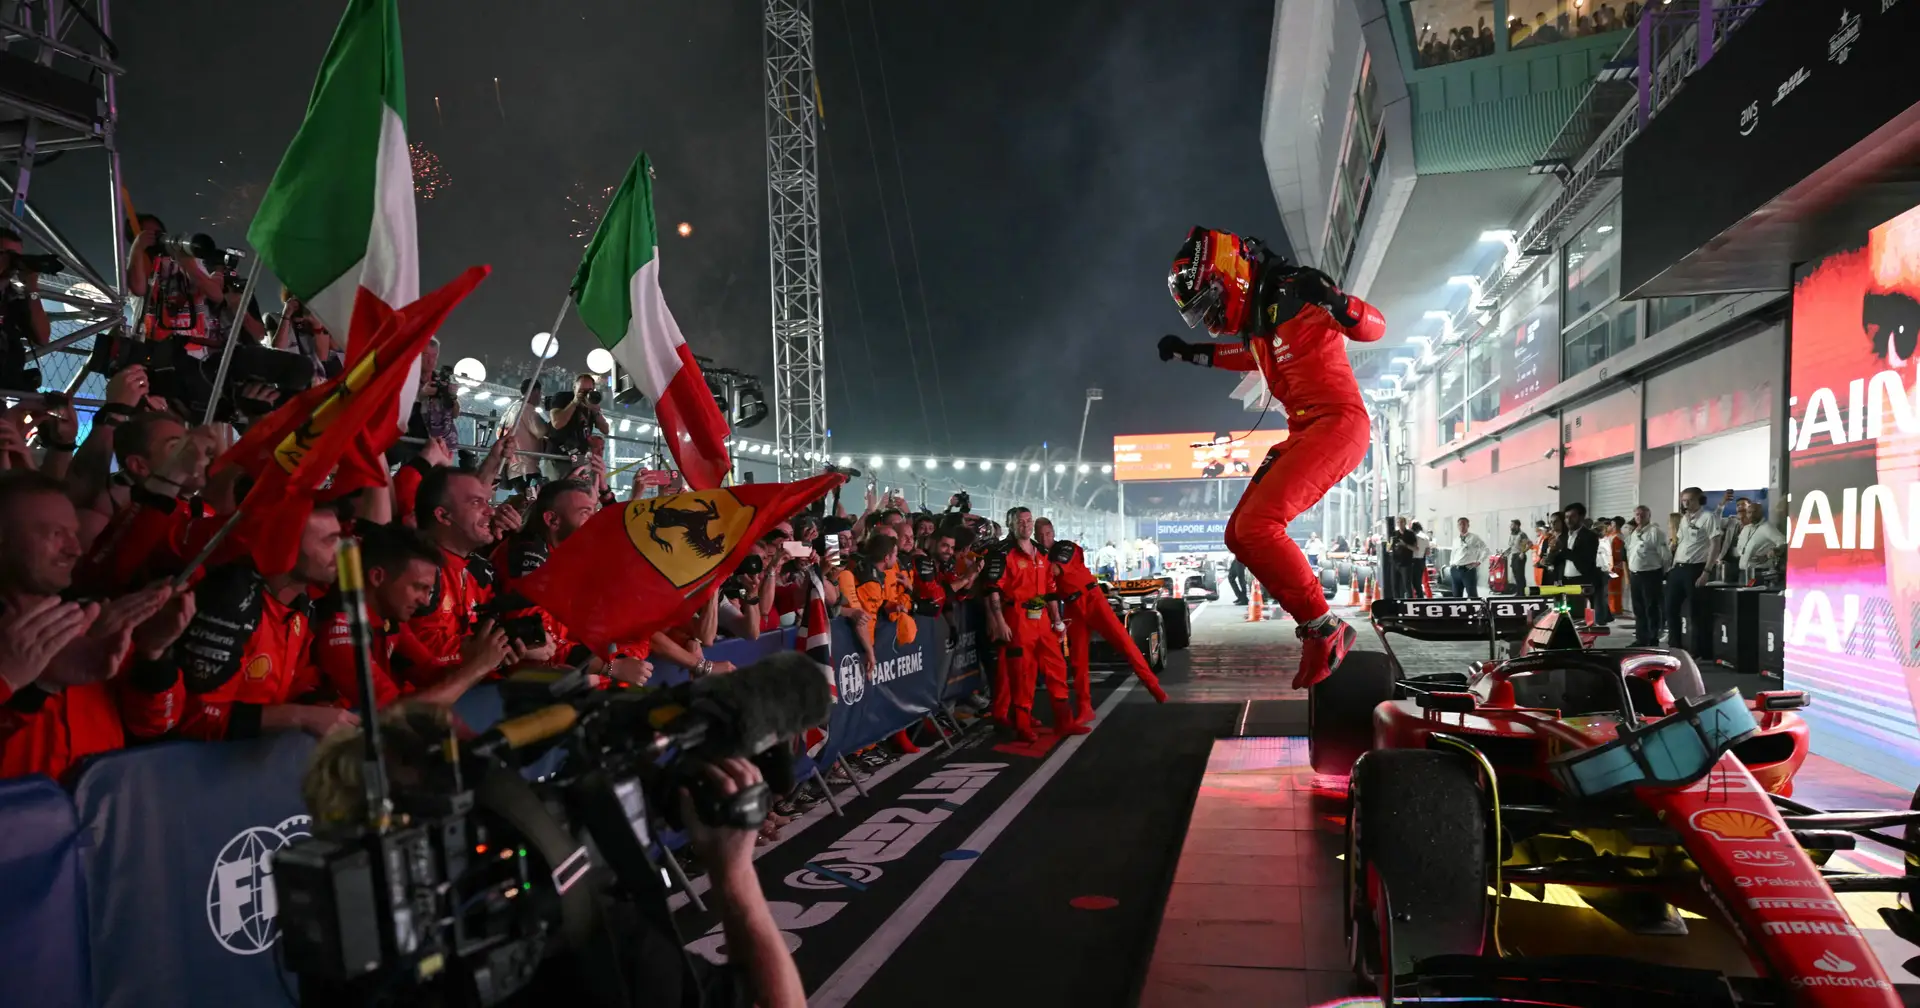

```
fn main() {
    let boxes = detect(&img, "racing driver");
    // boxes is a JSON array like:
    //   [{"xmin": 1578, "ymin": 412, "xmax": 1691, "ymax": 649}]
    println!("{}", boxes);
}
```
[{"xmin": 1158, "ymin": 226, "xmax": 1384, "ymax": 688}]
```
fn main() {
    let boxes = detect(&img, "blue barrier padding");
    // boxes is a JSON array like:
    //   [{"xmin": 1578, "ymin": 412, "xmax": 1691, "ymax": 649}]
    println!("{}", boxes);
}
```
[{"xmin": 0, "ymin": 775, "xmax": 90, "ymax": 1008}]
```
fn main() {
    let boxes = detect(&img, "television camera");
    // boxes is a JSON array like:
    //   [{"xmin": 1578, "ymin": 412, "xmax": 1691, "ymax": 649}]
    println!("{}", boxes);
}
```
[{"xmin": 272, "ymin": 542, "xmax": 829, "ymax": 1007}]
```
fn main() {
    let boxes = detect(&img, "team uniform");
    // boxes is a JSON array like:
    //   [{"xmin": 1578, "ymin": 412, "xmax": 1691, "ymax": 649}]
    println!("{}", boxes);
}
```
[
  {"xmin": 1163, "ymin": 226, "xmax": 1382, "ymax": 687},
  {"xmin": 405, "ymin": 547, "xmax": 495, "ymax": 686},
  {"xmin": 980, "ymin": 538, "xmax": 1080, "ymax": 741},
  {"xmin": 1048, "ymin": 539, "xmax": 1169, "ymax": 719},
  {"xmin": 120, "ymin": 562, "xmax": 321, "ymax": 740}
]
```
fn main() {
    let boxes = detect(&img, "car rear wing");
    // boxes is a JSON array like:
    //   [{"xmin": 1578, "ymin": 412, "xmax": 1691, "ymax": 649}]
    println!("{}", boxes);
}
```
[
  {"xmin": 1105, "ymin": 576, "xmax": 1173, "ymax": 598},
  {"xmin": 1369, "ymin": 597, "xmax": 1556, "ymax": 661}
]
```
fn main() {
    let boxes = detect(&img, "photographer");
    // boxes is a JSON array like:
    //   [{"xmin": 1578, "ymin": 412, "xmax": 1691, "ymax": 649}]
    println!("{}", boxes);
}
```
[
  {"xmin": 272, "ymin": 288, "xmax": 340, "ymax": 385},
  {"xmin": 544, "ymin": 373, "xmax": 610, "ymax": 482},
  {"xmin": 0, "ymin": 228, "xmax": 51, "ymax": 392},
  {"xmin": 126, "ymin": 214, "xmax": 265, "ymax": 358},
  {"xmin": 405, "ymin": 339, "xmax": 462, "ymax": 461}
]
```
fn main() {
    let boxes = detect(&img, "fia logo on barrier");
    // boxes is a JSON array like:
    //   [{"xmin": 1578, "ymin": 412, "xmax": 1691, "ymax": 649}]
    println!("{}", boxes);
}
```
[
  {"xmin": 837, "ymin": 652, "xmax": 867, "ymax": 706},
  {"xmin": 206, "ymin": 815, "xmax": 310, "ymax": 955}
]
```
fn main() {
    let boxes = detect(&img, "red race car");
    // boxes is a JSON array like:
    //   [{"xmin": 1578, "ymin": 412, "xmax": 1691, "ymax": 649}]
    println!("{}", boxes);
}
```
[{"xmin": 1309, "ymin": 597, "xmax": 1920, "ymax": 1007}]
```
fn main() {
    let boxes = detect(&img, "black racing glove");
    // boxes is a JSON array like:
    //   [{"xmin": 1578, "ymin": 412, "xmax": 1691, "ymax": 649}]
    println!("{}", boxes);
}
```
[
  {"xmin": 1158, "ymin": 334, "xmax": 1213, "ymax": 366},
  {"xmin": 1284, "ymin": 266, "xmax": 1361, "ymax": 327}
]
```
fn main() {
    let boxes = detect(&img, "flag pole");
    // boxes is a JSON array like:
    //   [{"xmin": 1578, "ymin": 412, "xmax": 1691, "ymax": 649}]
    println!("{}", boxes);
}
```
[
  {"xmin": 508, "ymin": 291, "xmax": 570, "ymax": 457},
  {"xmin": 168, "ymin": 505, "xmax": 248, "ymax": 590},
  {"xmin": 200, "ymin": 255, "xmax": 267, "ymax": 427}
]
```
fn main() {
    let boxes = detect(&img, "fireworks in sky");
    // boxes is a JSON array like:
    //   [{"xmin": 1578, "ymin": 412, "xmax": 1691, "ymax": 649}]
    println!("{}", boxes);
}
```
[
  {"xmin": 567, "ymin": 181, "xmax": 615, "ymax": 243},
  {"xmin": 193, "ymin": 152, "xmax": 264, "ymax": 230},
  {"xmin": 410, "ymin": 142, "xmax": 449, "ymax": 200}
]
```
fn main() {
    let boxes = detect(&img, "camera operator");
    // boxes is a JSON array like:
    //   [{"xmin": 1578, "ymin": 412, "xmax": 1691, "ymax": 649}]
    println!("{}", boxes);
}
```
[
  {"xmin": 126, "ymin": 215, "xmax": 265, "ymax": 357},
  {"xmin": 316, "ymin": 522, "xmax": 517, "ymax": 710},
  {"xmin": 405, "ymin": 338, "xmax": 461, "ymax": 461},
  {"xmin": 0, "ymin": 228, "xmax": 51, "ymax": 392},
  {"xmin": 272, "ymin": 288, "xmax": 340, "ymax": 385},
  {"xmin": 545, "ymin": 373, "xmax": 611, "ymax": 482}
]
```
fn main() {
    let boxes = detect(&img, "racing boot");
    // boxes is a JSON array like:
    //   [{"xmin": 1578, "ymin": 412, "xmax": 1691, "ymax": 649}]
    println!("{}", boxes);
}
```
[
  {"xmin": 1140, "ymin": 675, "xmax": 1170, "ymax": 704},
  {"xmin": 1051, "ymin": 698, "xmax": 1092, "ymax": 737},
  {"xmin": 1293, "ymin": 615, "xmax": 1356, "ymax": 690},
  {"xmin": 1012, "ymin": 704, "xmax": 1042, "ymax": 744}
]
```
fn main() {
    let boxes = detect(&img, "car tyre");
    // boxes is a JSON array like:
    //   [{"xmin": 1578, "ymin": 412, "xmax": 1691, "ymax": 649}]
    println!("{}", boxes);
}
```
[
  {"xmin": 1155, "ymin": 598, "xmax": 1191, "ymax": 651},
  {"xmin": 1126, "ymin": 609, "xmax": 1165, "ymax": 673},
  {"xmin": 1347, "ymin": 749, "xmax": 1490, "ymax": 983},
  {"xmin": 1309, "ymin": 650, "xmax": 1397, "ymax": 775}
]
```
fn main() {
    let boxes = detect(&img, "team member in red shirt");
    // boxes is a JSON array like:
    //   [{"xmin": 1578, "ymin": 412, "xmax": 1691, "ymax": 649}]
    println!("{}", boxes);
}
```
[
  {"xmin": 0, "ymin": 472, "xmax": 195, "ymax": 780},
  {"xmin": 120, "ymin": 505, "xmax": 354, "ymax": 741},
  {"xmin": 1035, "ymin": 518, "xmax": 1169, "ymax": 722},
  {"xmin": 1159, "ymin": 226, "xmax": 1383, "ymax": 687},
  {"xmin": 316, "ymin": 522, "xmax": 514, "ymax": 710},
  {"xmin": 979, "ymin": 507, "xmax": 1084, "ymax": 742},
  {"xmin": 406, "ymin": 466, "xmax": 505, "ymax": 681}
]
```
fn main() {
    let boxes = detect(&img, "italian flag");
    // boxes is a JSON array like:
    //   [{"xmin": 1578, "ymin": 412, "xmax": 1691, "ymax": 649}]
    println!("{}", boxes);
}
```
[
  {"xmin": 247, "ymin": 0, "xmax": 419, "ymax": 432},
  {"xmin": 573, "ymin": 153, "xmax": 732, "ymax": 489}
]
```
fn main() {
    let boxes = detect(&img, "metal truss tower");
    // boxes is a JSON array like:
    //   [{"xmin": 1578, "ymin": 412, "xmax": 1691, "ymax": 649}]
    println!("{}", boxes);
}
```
[
  {"xmin": 0, "ymin": 0, "xmax": 130, "ymax": 392},
  {"xmin": 763, "ymin": 0, "xmax": 827, "ymax": 478}
]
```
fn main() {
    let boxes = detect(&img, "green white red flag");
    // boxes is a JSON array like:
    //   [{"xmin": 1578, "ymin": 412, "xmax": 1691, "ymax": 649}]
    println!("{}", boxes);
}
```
[
  {"xmin": 572, "ymin": 153, "xmax": 733, "ymax": 489},
  {"xmin": 247, "ymin": 0, "xmax": 419, "ymax": 433}
]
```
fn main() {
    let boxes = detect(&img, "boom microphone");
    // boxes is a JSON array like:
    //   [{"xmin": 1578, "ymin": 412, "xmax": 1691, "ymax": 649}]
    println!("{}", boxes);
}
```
[{"xmin": 656, "ymin": 650, "xmax": 835, "ymax": 758}]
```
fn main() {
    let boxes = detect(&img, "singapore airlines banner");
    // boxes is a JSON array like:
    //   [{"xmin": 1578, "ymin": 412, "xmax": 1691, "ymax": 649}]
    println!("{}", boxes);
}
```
[{"xmin": 1787, "ymin": 202, "xmax": 1920, "ymax": 784}]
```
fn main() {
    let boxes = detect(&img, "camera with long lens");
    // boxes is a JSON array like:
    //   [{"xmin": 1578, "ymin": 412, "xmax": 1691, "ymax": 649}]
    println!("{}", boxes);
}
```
[
  {"xmin": 946, "ymin": 490, "xmax": 971, "ymax": 515},
  {"xmin": 274, "ymin": 653, "xmax": 830, "ymax": 1007},
  {"xmin": 149, "ymin": 231, "xmax": 218, "ymax": 262},
  {"xmin": 7, "ymin": 252, "xmax": 65, "ymax": 275},
  {"xmin": 219, "ymin": 248, "xmax": 248, "ymax": 292}
]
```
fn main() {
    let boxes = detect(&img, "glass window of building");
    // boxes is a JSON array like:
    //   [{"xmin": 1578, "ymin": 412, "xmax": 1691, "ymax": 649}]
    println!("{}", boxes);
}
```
[
  {"xmin": 1562, "ymin": 300, "xmax": 1636, "ymax": 378},
  {"xmin": 1407, "ymin": 0, "xmax": 1497, "ymax": 69},
  {"xmin": 1564, "ymin": 199, "xmax": 1621, "ymax": 324},
  {"xmin": 1509, "ymin": 0, "xmax": 1640, "ymax": 49},
  {"xmin": 1648, "ymin": 292, "xmax": 1732, "ymax": 336},
  {"xmin": 1437, "ymin": 353, "xmax": 1467, "ymax": 444},
  {"xmin": 1467, "ymin": 325, "xmax": 1501, "ymax": 423},
  {"xmin": 1323, "ymin": 56, "xmax": 1385, "ymax": 284}
]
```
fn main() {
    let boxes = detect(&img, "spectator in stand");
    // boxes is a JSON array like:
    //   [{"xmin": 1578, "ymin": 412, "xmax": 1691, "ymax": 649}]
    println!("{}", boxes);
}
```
[
  {"xmin": 1451, "ymin": 517, "xmax": 1490, "ymax": 598},
  {"xmin": 1625, "ymin": 504, "xmax": 1672, "ymax": 645},
  {"xmin": 0, "ymin": 471, "xmax": 195, "ymax": 780},
  {"xmin": 316, "ymin": 522, "xmax": 516, "ymax": 710},
  {"xmin": 122, "ymin": 504, "xmax": 354, "ymax": 742}
]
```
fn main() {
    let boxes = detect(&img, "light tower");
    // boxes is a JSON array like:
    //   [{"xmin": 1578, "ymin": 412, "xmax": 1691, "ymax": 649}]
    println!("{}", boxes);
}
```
[{"xmin": 763, "ymin": 0, "xmax": 828, "ymax": 478}]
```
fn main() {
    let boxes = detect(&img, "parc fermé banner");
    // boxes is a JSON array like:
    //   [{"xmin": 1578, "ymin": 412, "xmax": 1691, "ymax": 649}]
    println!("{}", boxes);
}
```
[
  {"xmin": 1787, "ymin": 200, "xmax": 1920, "ymax": 785},
  {"xmin": 816, "ymin": 614, "xmax": 946, "ymax": 767}
]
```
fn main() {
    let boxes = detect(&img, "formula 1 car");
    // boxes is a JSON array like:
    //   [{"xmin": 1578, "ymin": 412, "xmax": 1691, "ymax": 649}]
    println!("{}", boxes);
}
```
[
  {"xmin": 1089, "ymin": 576, "xmax": 1191, "ymax": 671},
  {"xmin": 1311, "ymin": 595, "xmax": 1920, "ymax": 1006}
]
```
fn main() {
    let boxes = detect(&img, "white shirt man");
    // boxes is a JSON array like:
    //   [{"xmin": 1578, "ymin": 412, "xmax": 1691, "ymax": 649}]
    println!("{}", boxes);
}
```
[
  {"xmin": 1673, "ymin": 503, "xmax": 1722, "ymax": 567},
  {"xmin": 1450, "ymin": 518, "xmax": 1490, "ymax": 598},
  {"xmin": 1625, "ymin": 517, "xmax": 1672, "ymax": 573},
  {"xmin": 1663, "ymin": 488, "xmax": 1723, "ymax": 650},
  {"xmin": 1305, "ymin": 534, "xmax": 1325, "ymax": 563},
  {"xmin": 1735, "ymin": 509, "xmax": 1785, "ymax": 570}
]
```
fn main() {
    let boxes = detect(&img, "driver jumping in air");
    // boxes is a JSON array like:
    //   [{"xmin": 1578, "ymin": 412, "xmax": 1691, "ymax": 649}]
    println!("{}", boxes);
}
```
[{"xmin": 1158, "ymin": 226, "xmax": 1385, "ymax": 688}]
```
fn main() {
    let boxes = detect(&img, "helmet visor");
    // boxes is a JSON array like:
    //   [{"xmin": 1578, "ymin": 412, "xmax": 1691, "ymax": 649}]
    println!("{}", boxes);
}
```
[{"xmin": 1175, "ymin": 278, "xmax": 1224, "ymax": 331}]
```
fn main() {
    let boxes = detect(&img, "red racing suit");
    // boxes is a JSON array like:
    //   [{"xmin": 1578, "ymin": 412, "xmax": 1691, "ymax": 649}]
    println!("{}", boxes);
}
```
[
  {"xmin": 404, "ymin": 547, "xmax": 495, "ymax": 687},
  {"xmin": 979, "ymin": 537, "xmax": 1069, "ymax": 735},
  {"xmin": 119, "ymin": 562, "xmax": 322, "ymax": 741},
  {"xmin": 1048, "ymin": 540, "xmax": 1163, "ymax": 716},
  {"xmin": 1198, "ymin": 298, "xmax": 1383, "ymax": 622}
]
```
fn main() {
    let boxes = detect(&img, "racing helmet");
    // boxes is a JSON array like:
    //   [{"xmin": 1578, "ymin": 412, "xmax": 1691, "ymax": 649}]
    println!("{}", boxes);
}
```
[{"xmin": 1169, "ymin": 226, "xmax": 1261, "ymax": 336}]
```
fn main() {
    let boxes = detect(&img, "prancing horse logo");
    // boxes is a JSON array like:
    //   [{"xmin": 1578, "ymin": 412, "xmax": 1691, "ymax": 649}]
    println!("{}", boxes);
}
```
[{"xmin": 622, "ymin": 491, "xmax": 756, "ymax": 589}]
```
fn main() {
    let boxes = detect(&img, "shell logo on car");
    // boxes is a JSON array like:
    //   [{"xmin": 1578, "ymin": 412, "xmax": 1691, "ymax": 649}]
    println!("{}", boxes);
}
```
[{"xmin": 1691, "ymin": 808, "xmax": 1782, "ymax": 843}]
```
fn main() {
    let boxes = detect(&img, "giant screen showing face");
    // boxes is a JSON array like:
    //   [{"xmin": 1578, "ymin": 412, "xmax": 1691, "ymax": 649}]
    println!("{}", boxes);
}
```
[{"xmin": 1787, "ymin": 202, "xmax": 1920, "ymax": 784}]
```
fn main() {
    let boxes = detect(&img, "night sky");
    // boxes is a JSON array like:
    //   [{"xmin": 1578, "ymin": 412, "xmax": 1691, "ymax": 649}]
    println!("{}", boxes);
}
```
[{"xmin": 37, "ymin": 0, "xmax": 1284, "ymax": 460}]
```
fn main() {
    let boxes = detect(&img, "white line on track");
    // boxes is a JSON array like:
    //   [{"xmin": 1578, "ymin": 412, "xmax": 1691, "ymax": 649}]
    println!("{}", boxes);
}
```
[
  {"xmin": 1190, "ymin": 599, "xmax": 1212, "ymax": 622},
  {"xmin": 808, "ymin": 679, "xmax": 1139, "ymax": 1008}
]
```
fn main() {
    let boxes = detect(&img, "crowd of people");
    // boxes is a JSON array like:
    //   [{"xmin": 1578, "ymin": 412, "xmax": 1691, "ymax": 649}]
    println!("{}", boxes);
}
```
[
  {"xmin": 1382, "ymin": 486, "xmax": 1784, "ymax": 646},
  {"xmin": 1414, "ymin": 1, "xmax": 1645, "ymax": 68}
]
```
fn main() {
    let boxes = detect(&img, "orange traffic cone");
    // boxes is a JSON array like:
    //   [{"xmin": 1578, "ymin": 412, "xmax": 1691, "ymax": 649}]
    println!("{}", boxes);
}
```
[{"xmin": 1247, "ymin": 582, "xmax": 1265, "ymax": 621}]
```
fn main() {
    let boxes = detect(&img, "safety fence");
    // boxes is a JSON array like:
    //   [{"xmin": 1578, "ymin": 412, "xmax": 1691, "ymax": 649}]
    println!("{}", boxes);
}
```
[{"xmin": 0, "ymin": 606, "xmax": 990, "ymax": 1008}]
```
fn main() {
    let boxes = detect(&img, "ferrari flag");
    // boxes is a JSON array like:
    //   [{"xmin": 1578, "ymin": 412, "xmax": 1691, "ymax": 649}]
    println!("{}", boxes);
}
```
[
  {"xmin": 247, "ymin": 0, "xmax": 420, "ymax": 431},
  {"xmin": 520, "ymin": 472, "xmax": 844, "ymax": 650},
  {"xmin": 571, "ymin": 152, "xmax": 732, "ymax": 490},
  {"xmin": 217, "ymin": 266, "xmax": 490, "ymax": 574}
]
